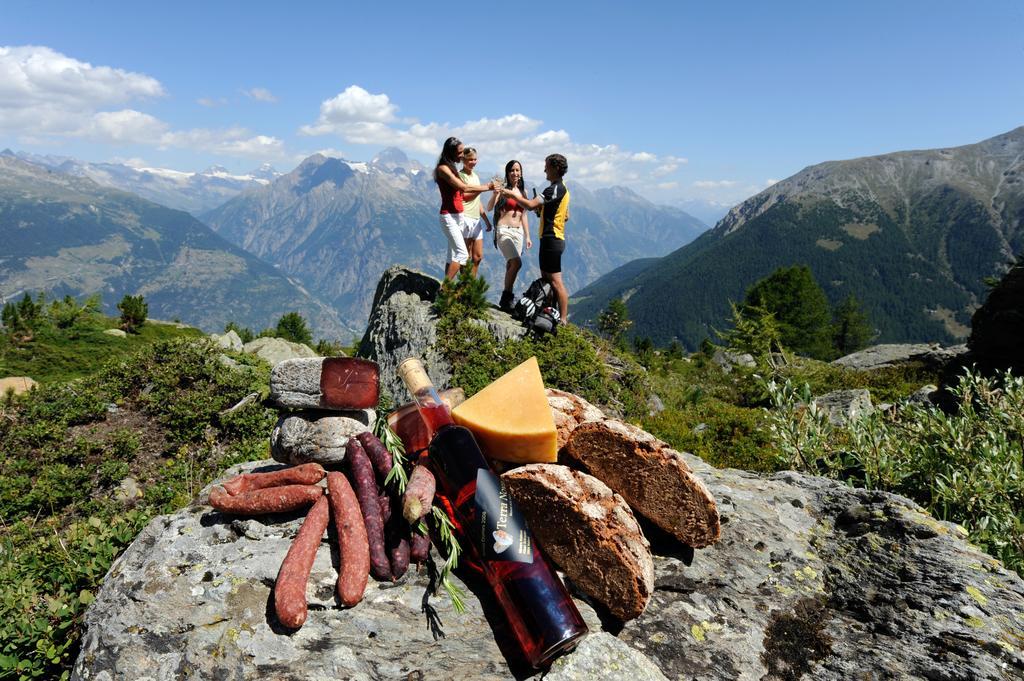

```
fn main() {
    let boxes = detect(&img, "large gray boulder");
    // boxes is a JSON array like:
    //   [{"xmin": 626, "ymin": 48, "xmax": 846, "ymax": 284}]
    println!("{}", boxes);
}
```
[
  {"xmin": 243, "ymin": 337, "xmax": 319, "ymax": 366},
  {"xmin": 832, "ymin": 343, "xmax": 967, "ymax": 371},
  {"xmin": 812, "ymin": 388, "xmax": 874, "ymax": 426},
  {"xmin": 73, "ymin": 450, "xmax": 1024, "ymax": 680},
  {"xmin": 359, "ymin": 266, "xmax": 526, "ymax": 402},
  {"xmin": 211, "ymin": 329, "xmax": 244, "ymax": 352}
]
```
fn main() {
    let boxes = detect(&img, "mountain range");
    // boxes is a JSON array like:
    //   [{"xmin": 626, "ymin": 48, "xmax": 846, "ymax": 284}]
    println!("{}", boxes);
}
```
[
  {"xmin": 4, "ymin": 150, "xmax": 279, "ymax": 215},
  {"xmin": 573, "ymin": 127, "xmax": 1024, "ymax": 348},
  {"xmin": 0, "ymin": 148, "xmax": 707, "ymax": 337},
  {"xmin": 200, "ymin": 149, "xmax": 708, "ymax": 329},
  {"xmin": 0, "ymin": 155, "xmax": 346, "ymax": 337}
]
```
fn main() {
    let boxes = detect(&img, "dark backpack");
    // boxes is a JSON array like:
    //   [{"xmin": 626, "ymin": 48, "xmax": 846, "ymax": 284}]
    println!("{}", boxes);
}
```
[{"xmin": 514, "ymin": 278, "xmax": 559, "ymax": 335}]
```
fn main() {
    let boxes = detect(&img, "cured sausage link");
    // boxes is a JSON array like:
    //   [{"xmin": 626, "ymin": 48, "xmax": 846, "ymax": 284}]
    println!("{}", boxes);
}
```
[
  {"xmin": 274, "ymin": 495, "xmax": 330, "ymax": 628},
  {"xmin": 222, "ymin": 463, "xmax": 326, "ymax": 495},
  {"xmin": 346, "ymin": 439, "xmax": 391, "ymax": 581},
  {"xmin": 356, "ymin": 432, "xmax": 393, "ymax": 480},
  {"xmin": 209, "ymin": 484, "xmax": 323, "ymax": 515},
  {"xmin": 327, "ymin": 472, "xmax": 370, "ymax": 607}
]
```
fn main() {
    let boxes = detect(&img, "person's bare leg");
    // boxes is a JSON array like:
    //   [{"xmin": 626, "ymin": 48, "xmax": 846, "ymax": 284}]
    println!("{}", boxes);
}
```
[
  {"xmin": 445, "ymin": 261, "xmax": 460, "ymax": 280},
  {"xmin": 547, "ymin": 271, "xmax": 569, "ymax": 321},
  {"xmin": 470, "ymin": 239, "xmax": 483, "ymax": 277},
  {"xmin": 504, "ymin": 257, "xmax": 521, "ymax": 292}
]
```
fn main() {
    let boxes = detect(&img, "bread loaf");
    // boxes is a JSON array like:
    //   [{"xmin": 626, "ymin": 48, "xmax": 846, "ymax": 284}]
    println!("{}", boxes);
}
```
[
  {"xmin": 565, "ymin": 419, "xmax": 720, "ymax": 548},
  {"xmin": 502, "ymin": 464, "xmax": 654, "ymax": 621}
]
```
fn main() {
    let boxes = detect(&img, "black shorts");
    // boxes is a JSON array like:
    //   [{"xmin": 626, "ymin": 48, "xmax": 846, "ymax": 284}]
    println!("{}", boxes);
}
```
[{"xmin": 539, "ymin": 236, "xmax": 565, "ymax": 273}]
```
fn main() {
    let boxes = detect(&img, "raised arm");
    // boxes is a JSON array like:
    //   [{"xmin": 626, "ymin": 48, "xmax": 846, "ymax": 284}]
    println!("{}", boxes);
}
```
[{"xmin": 438, "ymin": 165, "xmax": 495, "ymax": 194}]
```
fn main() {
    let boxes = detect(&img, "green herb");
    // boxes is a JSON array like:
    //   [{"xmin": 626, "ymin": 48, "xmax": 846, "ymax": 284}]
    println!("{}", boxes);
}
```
[
  {"xmin": 432, "ymin": 505, "xmax": 467, "ymax": 614},
  {"xmin": 374, "ymin": 414, "xmax": 409, "ymax": 493}
]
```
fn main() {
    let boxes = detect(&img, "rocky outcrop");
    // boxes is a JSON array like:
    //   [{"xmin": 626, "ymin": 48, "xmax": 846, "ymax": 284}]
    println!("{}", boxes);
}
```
[
  {"xmin": 0, "ymin": 376, "xmax": 37, "ymax": 395},
  {"xmin": 812, "ymin": 388, "xmax": 874, "ymax": 426},
  {"xmin": 968, "ymin": 261, "xmax": 1024, "ymax": 374},
  {"xmin": 832, "ymin": 343, "xmax": 968, "ymax": 371},
  {"xmin": 211, "ymin": 329, "xmax": 244, "ymax": 351},
  {"xmin": 72, "ymin": 449, "xmax": 1024, "ymax": 680},
  {"xmin": 358, "ymin": 266, "xmax": 527, "ymax": 402},
  {"xmin": 243, "ymin": 337, "xmax": 319, "ymax": 366}
]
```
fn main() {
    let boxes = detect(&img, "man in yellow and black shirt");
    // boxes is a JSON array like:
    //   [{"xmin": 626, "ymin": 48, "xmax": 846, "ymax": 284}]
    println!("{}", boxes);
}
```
[{"xmin": 500, "ymin": 153, "xmax": 570, "ymax": 321}]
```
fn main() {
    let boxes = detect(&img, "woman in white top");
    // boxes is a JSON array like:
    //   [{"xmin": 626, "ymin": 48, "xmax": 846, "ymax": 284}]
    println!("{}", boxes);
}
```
[
  {"xmin": 458, "ymin": 147, "xmax": 493, "ymax": 277},
  {"xmin": 487, "ymin": 159, "xmax": 532, "ymax": 310}
]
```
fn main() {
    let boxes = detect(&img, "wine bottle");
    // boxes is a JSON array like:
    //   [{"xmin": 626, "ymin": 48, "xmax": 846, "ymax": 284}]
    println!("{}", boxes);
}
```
[{"xmin": 397, "ymin": 358, "xmax": 588, "ymax": 668}]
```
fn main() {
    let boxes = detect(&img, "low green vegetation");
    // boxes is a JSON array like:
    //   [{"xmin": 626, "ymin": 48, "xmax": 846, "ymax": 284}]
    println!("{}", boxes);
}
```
[
  {"xmin": 0, "ymin": 293, "xmax": 202, "ymax": 384},
  {"xmin": 765, "ymin": 369, "xmax": 1023, "ymax": 574},
  {"xmin": 434, "ymin": 299, "xmax": 650, "ymax": 420},
  {"xmin": 0, "ymin": 338, "xmax": 275, "ymax": 679}
]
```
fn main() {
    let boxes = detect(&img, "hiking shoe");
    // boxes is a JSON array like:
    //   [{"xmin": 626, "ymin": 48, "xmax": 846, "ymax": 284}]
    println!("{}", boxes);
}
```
[{"xmin": 499, "ymin": 290, "xmax": 514, "ymax": 311}]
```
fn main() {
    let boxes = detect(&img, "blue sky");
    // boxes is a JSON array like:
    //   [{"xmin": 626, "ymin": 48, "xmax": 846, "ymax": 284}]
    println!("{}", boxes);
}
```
[{"xmin": 2, "ymin": 1, "xmax": 1022, "ymax": 208}]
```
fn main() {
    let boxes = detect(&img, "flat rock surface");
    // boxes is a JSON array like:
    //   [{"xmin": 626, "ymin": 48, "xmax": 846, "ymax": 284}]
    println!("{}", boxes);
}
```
[
  {"xmin": 832, "ymin": 343, "xmax": 967, "ymax": 371},
  {"xmin": 74, "ymin": 453, "xmax": 1024, "ymax": 680}
]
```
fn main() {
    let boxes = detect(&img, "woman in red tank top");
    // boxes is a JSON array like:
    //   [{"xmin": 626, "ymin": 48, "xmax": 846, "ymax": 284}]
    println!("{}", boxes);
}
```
[
  {"xmin": 486, "ymin": 159, "xmax": 532, "ymax": 310},
  {"xmin": 434, "ymin": 137, "xmax": 497, "ymax": 280}
]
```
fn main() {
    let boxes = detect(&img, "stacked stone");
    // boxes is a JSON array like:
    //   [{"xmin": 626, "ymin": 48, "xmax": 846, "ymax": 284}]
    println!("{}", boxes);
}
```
[{"xmin": 267, "ymin": 358, "xmax": 380, "ymax": 467}]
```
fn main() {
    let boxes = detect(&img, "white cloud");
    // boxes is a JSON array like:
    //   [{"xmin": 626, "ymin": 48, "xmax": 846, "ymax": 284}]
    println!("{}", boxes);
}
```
[
  {"xmin": 0, "ymin": 45, "xmax": 288, "ymax": 163},
  {"xmin": 244, "ymin": 87, "xmax": 278, "ymax": 103},
  {"xmin": 84, "ymin": 109, "xmax": 168, "ymax": 144},
  {"xmin": 765, "ymin": 178, "xmax": 780, "ymax": 186},
  {"xmin": 300, "ymin": 85, "xmax": 691, "ymax": 189},
  {"xmin": 693, "ymin": 179, "xmax": 738, "ymax": 188},
  {"xmin": 0, "ymin": 45, "xmax": 163, "ymax": 111},
  {"xmin": 657, "ymin": 181, "xmax": 679, "ymax": 190},
  {"xmin": 197, "ymin": 97, "xmax": 227, "ymax": 107}
]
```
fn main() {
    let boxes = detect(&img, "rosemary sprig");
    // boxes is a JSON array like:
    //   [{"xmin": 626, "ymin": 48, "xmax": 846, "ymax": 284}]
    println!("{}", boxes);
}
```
[
  {"xmin": 431, "ymin": 505, "xmax": 467, "ymax": 614},
  {"xmin": 374, "ymin": 415, "xmax": 409, "ymax": 493}
]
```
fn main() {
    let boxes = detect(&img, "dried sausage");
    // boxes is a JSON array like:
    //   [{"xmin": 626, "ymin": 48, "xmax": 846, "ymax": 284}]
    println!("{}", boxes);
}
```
[
  {"xmin": 402, "ymin": 464, "xmax": 436, "ymax": 524},
  {"xmin": 356, "ymin": 432, "xmax": 392, "ymax": 481},
  {"xmin": 346, "ymin": 439, "xmax": 391, "ymax": 581},
  {"xmin": 274, "ymin": 495, "xmax": 329, "ymax": 628},
  {"xmin": 209, "ymin": 484, "xmax": 323, "ymax": 515},
  {"xmin": 327, "ymin": 472, "xmax": 369, "ymax": 607},
  {"xmin": 386, "ymin": 496, "xmax": 409, "ymax": 580},
  {"xmin": 222, "ymin": 463, "xmax": 326, "ymax": 496},
  {"xmin": 410, "ymin": 529, "xmax": 431, "ymax": 564}
]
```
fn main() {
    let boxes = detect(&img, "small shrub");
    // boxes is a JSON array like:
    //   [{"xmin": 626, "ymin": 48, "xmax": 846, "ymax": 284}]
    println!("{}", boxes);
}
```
[
  {"xmin": 116, "ymin": 295, "xmax": 148, "ymax": 334},
  {"xmin": 434, "ymin": 268, "xmax": 489, "ymax": 318}
]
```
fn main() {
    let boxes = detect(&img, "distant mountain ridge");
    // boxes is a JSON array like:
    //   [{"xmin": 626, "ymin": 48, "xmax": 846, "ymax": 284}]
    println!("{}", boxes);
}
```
[
  {"xmin": 1, "ymin": 149, "xmax": 279, "ymax": 215},
  {"xmin": 574, "ymin": 127, "xmax": 1024, "ymax": 347},
  {"xmin": 0, "ymin": 155, "xmax": 346, "ymax": 337},
  {"xmin": 201, "ymin": 149, "xmax": 707, "ymax": 329}
]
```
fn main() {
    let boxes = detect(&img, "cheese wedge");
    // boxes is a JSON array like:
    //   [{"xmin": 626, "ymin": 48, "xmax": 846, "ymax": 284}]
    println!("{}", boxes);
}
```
[{"xmin": 451, "ymin": 357, "xmax": 557, "ymax": 463}]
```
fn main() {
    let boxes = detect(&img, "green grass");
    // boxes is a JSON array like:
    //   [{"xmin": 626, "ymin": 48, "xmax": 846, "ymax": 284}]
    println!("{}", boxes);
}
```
[
  {"xmin": 0, "ymin": 319, "xmax": 202, "ymax": 384},
  {"xmin": 0, "ymin": 338, "xmax": 274, "ymax": 679}
]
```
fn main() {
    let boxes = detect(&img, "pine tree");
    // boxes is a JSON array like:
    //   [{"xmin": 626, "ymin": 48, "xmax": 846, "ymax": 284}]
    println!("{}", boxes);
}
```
[
  {"xmin": 275, "ymin": 312, "xmax": 313, "ymax": 345},
  {"xmin": 117, "ymin": 294, "xmax": 148, "ymax": 333},
  {"xmin": 597, "ymin": 298, "xmax": 632, "ymax": 346},
  {"xmin": 831, "ymin": 294, "xmax": 875, "ymax": 357},
  {"xmin": 117, "ymin": 292, "xmax": 149, "ymax": 333},
  {"xmin": 744, "ymin": 265, "xmax": 832, "ymax": 359}
]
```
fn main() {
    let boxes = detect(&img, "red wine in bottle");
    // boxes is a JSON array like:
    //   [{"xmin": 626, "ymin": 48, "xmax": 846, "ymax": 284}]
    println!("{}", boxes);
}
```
[{"xmin": 397, "ymin": 358, "xmax": 588, "ymax": 668}]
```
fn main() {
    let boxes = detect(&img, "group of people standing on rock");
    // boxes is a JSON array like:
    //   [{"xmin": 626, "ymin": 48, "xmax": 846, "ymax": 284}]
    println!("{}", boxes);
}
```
[{"xmin": 433, "ymin": 136, "xmax": 570, "ymax": 323}]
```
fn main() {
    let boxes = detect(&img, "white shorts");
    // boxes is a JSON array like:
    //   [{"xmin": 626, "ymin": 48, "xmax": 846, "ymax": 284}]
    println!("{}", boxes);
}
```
[
  {"xmin": 462, "ymin": 217, "xmax": 484, "ymax": 241},
  {"xmin": 440, "ymin": 213, "xmax": 469, "ymax": 265},
  {"xmin": 496, "ymin": 225, "xmax": 524, "ymax": 260}
]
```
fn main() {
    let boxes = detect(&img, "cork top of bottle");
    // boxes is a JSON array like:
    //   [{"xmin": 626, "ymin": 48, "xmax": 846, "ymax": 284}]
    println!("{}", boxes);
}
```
[{"xmin": 397, "ymin": 357, "xmax": 432, "ymax": 393}]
